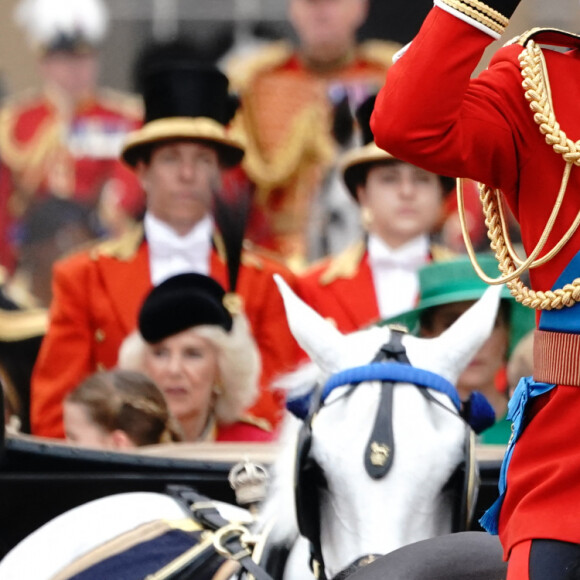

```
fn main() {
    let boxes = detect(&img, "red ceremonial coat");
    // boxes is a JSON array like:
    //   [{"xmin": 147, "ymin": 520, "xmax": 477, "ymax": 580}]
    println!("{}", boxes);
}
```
[
  {"xmin": 30, "ymin": 225, "xmax": 301, "ymax": 439},
  {"xmin": 214, "ymin": 418, "xmax": 276, "ymax": 443},
  {"xmin": 297, "ymin": 241, "xmax": 380, "ymax": 333},
  {"xmin": 0, "ymin": 88, "xmax": 144, "ymax": 271},
  {"xmin": 297, "ymin": 240, "xmax": 452, "ymax": 333},
  {"xmin": 372, "ymin": 7, "xmax": 580, "ymax": 556}
]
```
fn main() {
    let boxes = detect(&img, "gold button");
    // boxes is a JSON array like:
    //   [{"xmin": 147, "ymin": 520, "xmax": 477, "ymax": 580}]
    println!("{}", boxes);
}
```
[
  {"xmin": 95, "ymin": 329, "xmax": 105, "ymax": 342},
  {"xmin": 96, "ymin": 362, "xmax": 106, "ymax": 371}
]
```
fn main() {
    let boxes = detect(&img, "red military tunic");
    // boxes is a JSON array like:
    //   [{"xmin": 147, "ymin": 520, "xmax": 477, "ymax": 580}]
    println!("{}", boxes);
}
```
[
  {"xmin": 31, "ymin": 225, "xmax": 301, "ymax": 438},
  {"xmin": 0, "ymin": 88, "xmax": 144, "ymax": 270},
  {"xmin": 297, "ymin": 241, "xmax": 381, "ymax": 333},
  {"xmin": 297, "ymin": 240, "xmax": 452, "ymax": 333},
  {"xmin": 372, "ymin": 6, "xmax": 580, "ymax": 559}
]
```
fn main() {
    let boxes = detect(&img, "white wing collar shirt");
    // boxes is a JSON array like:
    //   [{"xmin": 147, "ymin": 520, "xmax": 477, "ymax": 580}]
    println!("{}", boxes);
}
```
[
  {"xmin": 144, "ymin": 212, "xmax": 213, "ymax": 285},
  {"xmin": 367, "ymin": 233, "xmax": 430, "ymax": 320}
]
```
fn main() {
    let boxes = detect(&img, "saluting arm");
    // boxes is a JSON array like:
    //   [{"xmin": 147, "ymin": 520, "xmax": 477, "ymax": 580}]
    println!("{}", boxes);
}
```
[{"xmin": 371, "ymin": 1, "xmax": 523, "ymax": 190}]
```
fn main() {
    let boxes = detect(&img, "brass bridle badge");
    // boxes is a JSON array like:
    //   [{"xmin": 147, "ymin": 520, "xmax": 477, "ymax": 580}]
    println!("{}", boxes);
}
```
[{"xmin": 370, "ymin": 442, "xmax": 391, "ymax": 466}]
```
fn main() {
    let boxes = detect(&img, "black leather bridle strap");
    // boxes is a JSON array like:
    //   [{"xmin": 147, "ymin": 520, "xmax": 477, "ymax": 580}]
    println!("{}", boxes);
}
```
[
  {"xmin": 364, "ymin": 381, "xmax": 395, "ymax": 479},
  {"xmin": 372, "ymin": 330, "xmax": 410, "ymax": 365},
  {"xmin": 166, "ymin": 485, "xmax": 275, "ymax": 580},
  {"xmin": 363, "ymin": 330, "xmax": 409, "ymax": 479}
]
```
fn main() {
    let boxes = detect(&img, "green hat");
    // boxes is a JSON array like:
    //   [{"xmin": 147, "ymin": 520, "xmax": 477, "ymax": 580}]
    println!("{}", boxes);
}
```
[{"xmin": 383, "ymin": 255, "xmax": 535, "ymax": 355}]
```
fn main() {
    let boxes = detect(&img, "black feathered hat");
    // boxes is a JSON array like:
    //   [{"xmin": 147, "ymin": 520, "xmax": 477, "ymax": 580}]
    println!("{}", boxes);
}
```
[
  {"xmin": 121, "ymin": 63, "xmax": 244, "ymax": 168},
  {"xmin": 138, "ymin": 273, "xmax": 233, "ymax": 344}
]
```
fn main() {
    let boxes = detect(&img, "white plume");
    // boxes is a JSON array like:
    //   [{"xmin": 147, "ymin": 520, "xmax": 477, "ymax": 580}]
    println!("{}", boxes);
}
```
[{"xmin": 15, "ymin": 0, "xmax": 109, "ymax": 49}]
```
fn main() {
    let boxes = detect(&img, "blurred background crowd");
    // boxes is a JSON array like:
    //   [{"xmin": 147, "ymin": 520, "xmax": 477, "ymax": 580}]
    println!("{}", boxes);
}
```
[{"xmin": 0, "ymin": 0, "xmax": 562, "ymax": 451}]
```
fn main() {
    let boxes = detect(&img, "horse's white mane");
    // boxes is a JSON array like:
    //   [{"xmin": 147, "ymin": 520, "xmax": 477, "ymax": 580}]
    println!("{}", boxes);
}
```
[{"xmin": 272, "ymin": 360, "xmax": 327, "ymax": 399}]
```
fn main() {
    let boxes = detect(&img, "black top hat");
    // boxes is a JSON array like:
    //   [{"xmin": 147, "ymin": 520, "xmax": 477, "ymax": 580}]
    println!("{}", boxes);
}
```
[
  {"xmin": 141, "ymin": 64, "xmax": 237, "ymax": 126},
  {"xmin": 121, "ymin": 63, "xmax": 244, "ymax": 168},
  {"xmin": 138, "ymin": 273, "xmax": 233, "ymax": 344}
]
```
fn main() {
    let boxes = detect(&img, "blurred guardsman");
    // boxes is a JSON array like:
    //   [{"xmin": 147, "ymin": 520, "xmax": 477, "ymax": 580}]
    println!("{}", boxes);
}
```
[
  {"xmin": 297, "ymin": 96, "xmax": 454, "ymax": 333},
  {"xmin": 228, "ymin": 0, "xmax": 400, "ymax": 270},
  {"xmin": 30, "ymin": 62, "xmax": 300, "ymax": 439},
  {"xmin": 0, "ymin": 0, "xmax": 144, "ymax": 271},
  {"xmin": 371, "ymin": 0, "xmax": 580, "ymax": 577}
]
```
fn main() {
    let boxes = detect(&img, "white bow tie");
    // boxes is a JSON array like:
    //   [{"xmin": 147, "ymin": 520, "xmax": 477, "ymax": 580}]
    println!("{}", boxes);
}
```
[
  {"xmin": 368, "ymin": 236, "xmax": 429, "ymax": 271},
  {"xmin": 145, "ymin": 213, "xmax": 212, "ymax": 284},
  {"xmin": 150, "ymin": 234, "xmax": 208, "ymax": 260},
  {"xmin": 145, "ymin": 214, "xmax": 213, "ymax": 259}
]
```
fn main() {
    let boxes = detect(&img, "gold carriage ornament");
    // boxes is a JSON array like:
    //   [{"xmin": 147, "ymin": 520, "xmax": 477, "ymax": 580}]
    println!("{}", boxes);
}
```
[{"xmin": 458, "ymin": 34, "xmax": 580, "ymax": 311}]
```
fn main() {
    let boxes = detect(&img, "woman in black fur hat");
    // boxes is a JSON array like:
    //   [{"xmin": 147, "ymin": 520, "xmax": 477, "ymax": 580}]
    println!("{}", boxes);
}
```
[{"xmin": 118, "ymin": 273, "xmax": 273, "ymax": 442}]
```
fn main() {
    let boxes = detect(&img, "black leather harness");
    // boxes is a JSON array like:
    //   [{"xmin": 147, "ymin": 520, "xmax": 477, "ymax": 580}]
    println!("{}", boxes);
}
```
[{"xmin": 163, "ymin": 485, "xmax": 275, "ymax": 580}]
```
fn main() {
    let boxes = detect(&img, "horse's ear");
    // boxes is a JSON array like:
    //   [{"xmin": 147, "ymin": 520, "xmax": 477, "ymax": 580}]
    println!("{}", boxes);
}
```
[
  {"xmin": 274, "ymin": 275, "xmax": 345, "ymax": 373},
  {"xmin": 428, "ymin": 284, "xmax": 503, "ymax": 385}
]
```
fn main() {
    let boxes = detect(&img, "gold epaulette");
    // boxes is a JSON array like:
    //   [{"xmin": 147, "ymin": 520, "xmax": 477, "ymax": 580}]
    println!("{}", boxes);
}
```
[
  {"xmin": 0, "ymin": 307, "xmax": 48, "ymax": 341},
  {"xmin": 242, "ymin": 239, "xmax": 295, "ymax": 269},
  {"xmin": 4, "ymin": 272, "xmax": 41, "ymax": 309},
  {"xmin": 508, "ymin": 27, "xmax": 580, "ymax": 48},
  {"xmin": 357, "ymin": 40, "xmax": 404, "ymax": 68},
  {"xmin": 90, "ymin": 223, "xmax": 144, "ymax": 261},
  {"xmin": 241, "ymin": 250, "xmax": 264, "ymax": 271},
  {"xmin": 96, "ymin": 88, "xmax": 144, "ymax": 121},
  {"xmin": 319, "ymin": 240, "xmax": 366, "ymax": 286},
  {"xmin": 226, "ymin": 41, "xmax": 294, "ymax": 91},
  {"xmin": 239, "ymin": 414, "xmax": 273, "ymax": 433}
]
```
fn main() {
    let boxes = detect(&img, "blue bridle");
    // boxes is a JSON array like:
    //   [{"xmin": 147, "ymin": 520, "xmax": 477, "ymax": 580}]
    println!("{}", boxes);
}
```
[
  {"xmin": 288, "ymin": 361, "xmax": 495, "ymax": 434},
  {"xmin": 322, "ymin": 362, "xmax": 461, "ymax": 409}
]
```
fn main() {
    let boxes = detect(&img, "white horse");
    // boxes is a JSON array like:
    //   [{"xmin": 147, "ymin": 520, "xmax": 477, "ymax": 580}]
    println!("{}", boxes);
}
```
[
  {"xmin": 255, "ymin": 276, "xmax": 501, "ymax": 579},
  {"xmin": 0, "ymin": 277, "xmax": 502, "ymax": 580}
]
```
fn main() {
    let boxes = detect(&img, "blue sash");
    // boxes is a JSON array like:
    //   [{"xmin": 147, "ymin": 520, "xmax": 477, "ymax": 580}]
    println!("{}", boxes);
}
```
[{"xmin": 479, "ymin": 376, "xmax": 555, "ymax": 535}]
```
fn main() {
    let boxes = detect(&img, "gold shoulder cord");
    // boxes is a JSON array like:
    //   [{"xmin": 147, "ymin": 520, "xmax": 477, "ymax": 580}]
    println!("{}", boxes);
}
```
[{"xmin": 459, "ymin": 39, "xmax": 580, "ymax": 310}]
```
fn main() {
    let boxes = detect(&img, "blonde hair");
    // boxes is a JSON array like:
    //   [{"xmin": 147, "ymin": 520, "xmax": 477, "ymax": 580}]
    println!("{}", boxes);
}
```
[{"xmin": 118, "ymin": 312, "xmax": 261, "ymax": 425}]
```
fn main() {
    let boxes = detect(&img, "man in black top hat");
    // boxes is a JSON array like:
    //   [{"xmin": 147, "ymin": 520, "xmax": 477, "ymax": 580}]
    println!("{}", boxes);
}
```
[{"xmin": 30, "ymin": 62, "xmax": 301, "ymax": 439}]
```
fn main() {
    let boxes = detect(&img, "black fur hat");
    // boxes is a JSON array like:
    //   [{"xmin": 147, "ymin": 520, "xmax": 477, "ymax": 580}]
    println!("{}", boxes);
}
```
[{"xmin": 138, "ymin": 273, "xmax": 233, "ymax": 344}]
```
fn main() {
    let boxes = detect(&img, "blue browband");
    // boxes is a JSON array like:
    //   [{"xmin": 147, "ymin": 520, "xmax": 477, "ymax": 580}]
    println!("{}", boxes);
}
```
[
  {"xmin": 322, "ymin": 362, "xmax": 461, "ymax": 410},
  {"xmin": 286, "ymin": 361, "xmax": 496, "ymax": 433}
]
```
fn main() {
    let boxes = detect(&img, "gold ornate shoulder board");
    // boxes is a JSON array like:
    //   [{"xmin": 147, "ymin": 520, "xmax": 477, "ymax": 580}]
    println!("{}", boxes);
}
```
[
  {"xmin": 91, "ymin": 223, "xmax": 144, "ymax": 261},
  {"xmin": 512, "ymin": 27, "xmax": 580, "ymax": 49},
  {"xmin": 226, "ymin": 41, "xmax": 294, "ymax": 91},
  {"xmin": 319, "ymin": 240, "xmax": 366, "ymax": 286}
]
